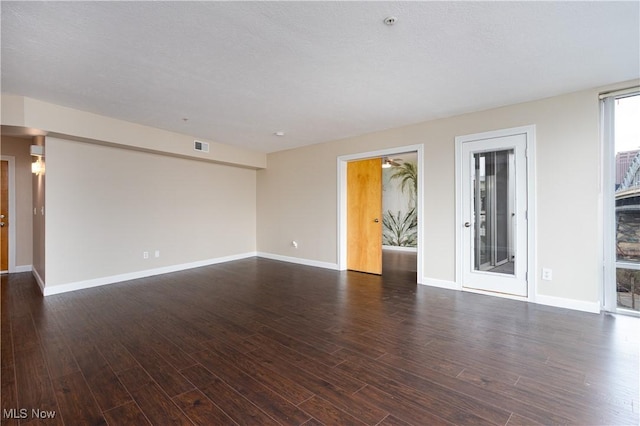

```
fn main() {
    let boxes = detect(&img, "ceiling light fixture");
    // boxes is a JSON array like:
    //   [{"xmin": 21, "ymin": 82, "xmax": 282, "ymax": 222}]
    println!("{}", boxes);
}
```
[
  {"xmin": 382, "ymin": 158, "xmax": 392, "ymax": 168},
  {"xmin": 274, "ymin": 131, "xmax": 285, "ymax": 137}
]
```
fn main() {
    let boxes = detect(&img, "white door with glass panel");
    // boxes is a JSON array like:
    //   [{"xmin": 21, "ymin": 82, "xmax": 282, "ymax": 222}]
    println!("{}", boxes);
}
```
[{"xmin": 461, "ymin": 134, "xmax": 528, "ymax": 296}]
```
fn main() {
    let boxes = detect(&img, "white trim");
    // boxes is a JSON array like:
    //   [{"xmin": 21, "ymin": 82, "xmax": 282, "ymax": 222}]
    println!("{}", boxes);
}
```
[
  {"xmin": 598, "ymin": 86, "xmax": 640, "ymax": 99},
  {"xmin": 15, "ymin": 265, "xmax": 32, "ymax": 273},
  {"xmin": 1, "ymin": 156, "xmax": 17, "ymax": 273},
  {"xmin": 455, "ymin": 125, "xmax": 537, "ymax": 301},
  {"xmin": 382, "ymin": 245, "xmax": 417, "ymax": 252},
  {"xmin": 463, "ymin": 286, "xmax": 529, "ymax": 302},
  {"xmin": 600, "ymin": 96, "xmax": 615, "ymax": 312},
  {"xmin": 32, "ymin": 267, "xmax": 45, "ymax": 293},
  {"xmin": 337, "ymin": 144, "xmax": 424, "ymax": 283},
  {"xmin": 421, "ymin": 277, "xmax": 459, "ymax": 291},
  {"xmin": 600, "ymin": 92, "xmax": 640, "ymax": 314},
  {"xmin": 535, "ymin": 294, "xmax": 601, "ymax": 314},
  {"xmin": 42, "ymin": 252, "xmax": 257, "ymax": 296},
  {"xmin": 257, "ymin": 252, "xmax": 338, "ymax": 270}
]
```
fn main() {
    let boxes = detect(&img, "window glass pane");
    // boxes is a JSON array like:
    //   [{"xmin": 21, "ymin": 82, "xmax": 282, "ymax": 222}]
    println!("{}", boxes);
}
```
[
  {"xmin": 473, "ymin": 149, "xmax": 514, "ymax": 275},
  {"xmin": 615, "ymin": 95, "xmax": 640, "ymax": 263},
  {"xmin": 615, "ymin": 94, "xmax": 640, "ymax": 312},
  {"xmin": 616, "ymin": 268, "xmax": 640, "ymax": 312}
]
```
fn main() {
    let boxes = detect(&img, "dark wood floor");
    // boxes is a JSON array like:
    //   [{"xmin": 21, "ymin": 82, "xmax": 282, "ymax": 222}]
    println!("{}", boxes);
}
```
[{"xmin": 1, "ymin": 253, "xmax": 638, "ymax": 425}]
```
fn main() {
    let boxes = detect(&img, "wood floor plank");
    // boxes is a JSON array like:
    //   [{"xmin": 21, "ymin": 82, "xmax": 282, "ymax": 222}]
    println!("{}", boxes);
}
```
[
  {"xmin": 52, "ymin": 371, "xmax": 106, "ymax": 426},
  {"xmin": 1, "ymin": 366, "xmax": 18, "ymax": 426},
  {"xmin": 353, "ymin": 382, "xmax": 453, "ymax": 426},
  {"xmin": 11, "ymin": 314, "xmax": 40, "ymax": 353},
  {"xmin": 130, "ymin": 383, "xmax": 193, "ymax": 426},
  {"xmin": 247, "ymin": 348, "xmax": 388, "ymax": 425},
  {"xmin": 190, "ymin": 349, "xmax": 311, "ymax": 425},
  {"xmin": 95, "ymin": 341, "xmax": 138, "ymax": 373},
  {"xmin": 172, "ymin": 389, "xmax": 237, "ymax": 426},
  {"xmin": 63, "ymin": 343, "xmax": 131, "ymax": 412},
  {"xmin": 122, "ymin": 341, "xmax": 194, "ymax": 397},
  {"xmin": 0, "ymin": 304, "xmax": 14, "ymax": 369},
  {"xmin": 245, "ymin": 333, "xmax": 365, "ymax": 394},
  {"xmin": 116, "ymin": 364, "xmax": 154, "ymax": 394},
  {"xmin": 173, "ymin": 389, "xmax": 238, "ymax": 426},
  {"xmin": 336, "ymin": 358, "xmax": 504, "ymax": 426},
  {"xmin": 298, "ymin": 396, "xmax": 367, "ymax": 426},
  {"xmin": 12, "ymin": 347, "xmax": 60, "ymax": 419},
  {"xmin": 183, "ymin": 343, "xmax": 315, "ymax": 406},
  {"xmin": 103, "ymin": 402, "xmax": 151, "ymax": 426},
  {"xmin": 257, "ymin": 326, "xmax": 346, "ymax": 367},
  {"xmin": 199, "ymin": 376, "xmax": 280, "ymax": 425}
]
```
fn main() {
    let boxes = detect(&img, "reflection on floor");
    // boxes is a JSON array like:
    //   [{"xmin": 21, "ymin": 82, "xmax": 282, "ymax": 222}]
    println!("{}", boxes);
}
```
[
  {"xmin": 382, "ymin": 249, "xmax": 417, "ymax": 281},
  {"xmin": 486, "ymin": 261, "xmax": 515, "ymax": 275}
]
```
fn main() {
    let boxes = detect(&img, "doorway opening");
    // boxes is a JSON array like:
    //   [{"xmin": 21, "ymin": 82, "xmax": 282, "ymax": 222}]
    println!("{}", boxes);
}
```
[{"xmin": 337, "ymin": 144, "xmax": 424, "ymax": 283}]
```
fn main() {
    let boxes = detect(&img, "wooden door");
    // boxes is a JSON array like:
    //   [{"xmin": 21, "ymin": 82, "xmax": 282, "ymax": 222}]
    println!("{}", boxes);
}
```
[
  {"xmin": 1, "ymin": 160, "xmax": 8, "ymax": 272},
  {"xmin": 347, "ymin": 158, "xmax": 382, "ymax": 274}
]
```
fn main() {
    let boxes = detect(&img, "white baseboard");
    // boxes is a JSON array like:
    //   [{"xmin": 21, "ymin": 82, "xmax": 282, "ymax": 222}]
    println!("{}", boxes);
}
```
[
  {"xmin": 382, "ymin": 245, "xmax": 417, "ymax": 252},
  {"xmin": 535, "ymin": 294, "xmax": 601, "ymax": 314},
  {"xmin": 420, "ymin": 278, "xmax": 601, "ymax": 314},
  {"xmin": 32, "ymin": 268, "xmax": 45, "ymax": 294},
  {"xmin": 15, "ymin": 265, "xmax": 33, "ymax": 273},
  {"xmin": 257, "ymin": 252, "xmax": 338, "ymax": 270},
  {"xmin": 42, "ymin": 252, "xmax": 257, "ymax": 296},
  {"xmin": 420, "ymin": 277, "xmax": 459, "ymax": 290}
]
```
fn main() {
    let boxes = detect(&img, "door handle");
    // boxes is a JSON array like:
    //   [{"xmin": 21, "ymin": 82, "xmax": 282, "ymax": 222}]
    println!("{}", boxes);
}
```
[
  {"xmin": 464, "ymin": 222, "xmax": 470, "ymax": 228},
  {"xmin": 374, "ymin": 218, "xmax": 379, "ymax": 223}
]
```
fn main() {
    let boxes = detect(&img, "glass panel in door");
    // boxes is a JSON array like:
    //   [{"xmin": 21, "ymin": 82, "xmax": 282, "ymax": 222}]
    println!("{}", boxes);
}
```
[{"xmin": 473, "ymin": 150, "xmax": 514, "ymax": 275}]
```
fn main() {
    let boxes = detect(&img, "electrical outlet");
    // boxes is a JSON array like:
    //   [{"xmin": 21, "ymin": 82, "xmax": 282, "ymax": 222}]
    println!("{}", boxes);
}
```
[
  {"xmin": 542, "ymin": 268, "xmax": 552, "ymax": 281},
  {"xmin": 143, "ymin": 251, "xmax": 149, "ymax": 259},
  {"xmin": 292, "ymin": 241, "xmax": 298, "ymax": 248},
  {"xmin": 155, "ymin": 250, "xmax": 160, "ymax": 258}
]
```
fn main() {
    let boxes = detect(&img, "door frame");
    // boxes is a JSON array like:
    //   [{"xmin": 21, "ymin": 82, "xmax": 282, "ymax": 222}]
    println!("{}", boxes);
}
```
[
  {"xmin": 337, "ymin": 144, "xmax": 424, "ymax": 283},
  {"xmin": 1, "ymin": 156, "xmax": 17, "ymax": 274},
  {"xmin": 455, "ymin": 125, "xmax": 537, "ymax": 301}
]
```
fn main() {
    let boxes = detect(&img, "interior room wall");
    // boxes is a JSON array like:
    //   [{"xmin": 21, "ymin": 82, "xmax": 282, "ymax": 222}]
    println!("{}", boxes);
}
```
[
  {"xmin": 257, "ymin": 81, "xmax": 638, "ymax": 307},
  {"xmin": 44, "ymin": 137, "xmax": 257, "ymax": 290},
  {"xmin": 0, "ymin": 135, "xmax": 34, "ymax": 269}
]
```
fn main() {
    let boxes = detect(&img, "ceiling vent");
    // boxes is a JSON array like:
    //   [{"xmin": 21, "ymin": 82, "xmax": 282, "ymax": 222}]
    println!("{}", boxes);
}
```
[{"xmin": 194, "ymin": 140, "xmax": 209, "ymax": 153}]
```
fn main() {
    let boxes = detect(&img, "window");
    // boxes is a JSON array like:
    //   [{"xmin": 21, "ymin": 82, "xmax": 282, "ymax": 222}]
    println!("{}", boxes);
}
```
[{"xmin": 603, "ymin": 91, "xmax": 640, "ymax": 314}]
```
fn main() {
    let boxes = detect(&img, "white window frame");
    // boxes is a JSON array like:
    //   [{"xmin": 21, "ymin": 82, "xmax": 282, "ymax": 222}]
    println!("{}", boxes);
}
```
[{"xmin": 601, "ymin": 89, "xmax": 640, "ymax": 316}]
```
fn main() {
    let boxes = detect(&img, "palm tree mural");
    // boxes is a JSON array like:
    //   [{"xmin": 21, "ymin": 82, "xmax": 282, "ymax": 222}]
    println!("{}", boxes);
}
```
[
  {"xmin": 384, "ymin": 160, "xmax": 418, "ymax": 247},
  {"xmin": 389, "ymin": 161, "xmax": 417, "ymax": 208}
]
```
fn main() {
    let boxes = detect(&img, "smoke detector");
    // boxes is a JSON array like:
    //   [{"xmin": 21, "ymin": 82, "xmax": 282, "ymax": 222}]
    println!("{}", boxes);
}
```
[{"xmin": 384, "ymin": 16, "xmax": 398, "ymax": 26}]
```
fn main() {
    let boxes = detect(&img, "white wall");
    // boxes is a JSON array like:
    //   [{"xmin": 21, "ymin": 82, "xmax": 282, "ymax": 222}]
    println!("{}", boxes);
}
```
[
  {"xmin": 44, "ymin": 137, "xmax": 256, "ymax": 289},
  {"xmin": 257, "ymin": 81, "xmax": 639, "ymax": 309}
]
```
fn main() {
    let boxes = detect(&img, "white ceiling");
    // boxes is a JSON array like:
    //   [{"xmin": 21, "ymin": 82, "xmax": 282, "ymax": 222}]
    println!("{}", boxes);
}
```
[{"xmin": 2, "ymin": 2, "xmax": 639, "ymax": 153}]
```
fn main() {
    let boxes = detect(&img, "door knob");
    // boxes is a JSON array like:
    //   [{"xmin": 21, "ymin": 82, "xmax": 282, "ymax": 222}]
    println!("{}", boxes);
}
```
[
  {"xmin": 0, "ymin": 214, "xmax": 4, "ymax": 218},
  {"xmin": 464, "ymin": 222, "xmax": 470, "ymax": 228},
  {"xmin": 0, "ymin": 222, "xmax": 4, "ymax": 227},
  {"xmin": 374, "ymin": 218, "xmax": 379, "ymax": 223}
]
